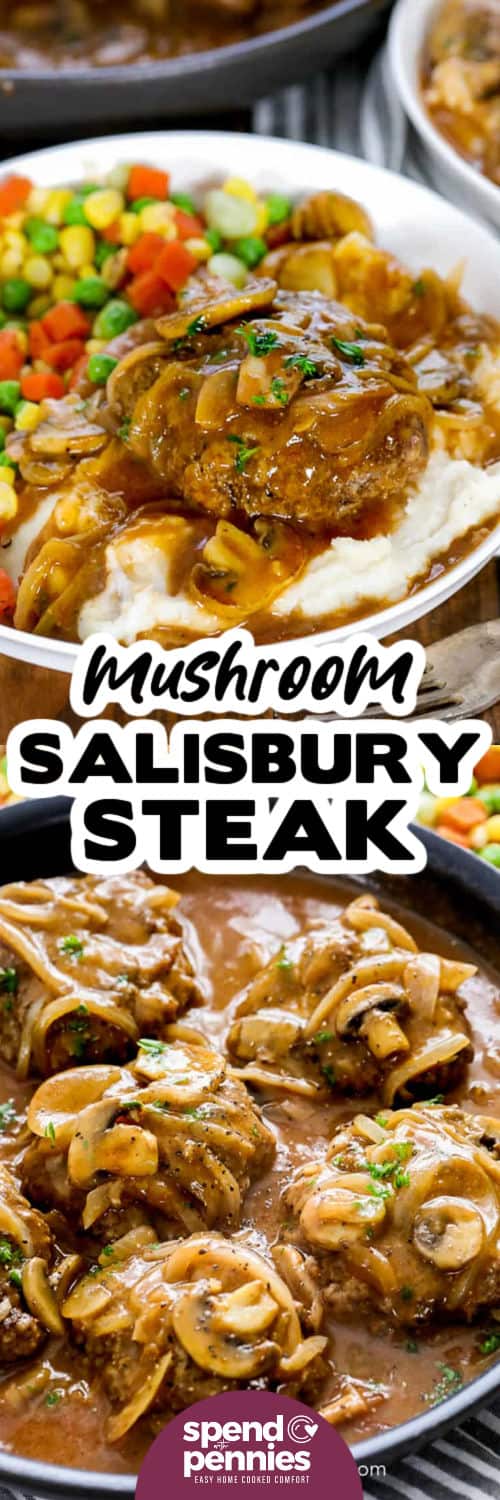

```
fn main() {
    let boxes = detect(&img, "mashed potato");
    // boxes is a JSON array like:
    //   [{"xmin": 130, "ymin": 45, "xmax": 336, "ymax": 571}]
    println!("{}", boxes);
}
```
[{"xmin": 76, "ymin": 450, "xmax": 500, "ymax": 643}]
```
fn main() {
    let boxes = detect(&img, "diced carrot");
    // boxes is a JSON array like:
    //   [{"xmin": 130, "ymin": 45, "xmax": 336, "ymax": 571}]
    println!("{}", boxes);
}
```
[
  {"xmin": 155, "ymin": 239, "xmax": 197, "ymax": 291},
  {"xmin": 127, "ymin": 165, "xmax": 170, "ymax": 202},
  {"xmin": 0, "ymin": 174, "xmax": 32, "ymax": 217},
  {"xmin": 42, "ymin": 302, "xmax": 90, "ymax": 342},
  {"xmin": 0, "ymin": 329, "xmax": 24, "ymax": 381},
  {"xmin": 475, "ymin": 746, "xmax": 500, "ymax": 784},
  {"xmin": 127, "ymin": 271, "xmax": 174, "ymax": 317},
  {"xmin": 102, "ymin": 220, "xmax": 123, "ymax": 244},
  {"xmin": 174, "ymin": 208, "xmax": 204, "ymax": 240},
  {"xmin": 439, "ymin": 797, "xmax": 488, "ymax": 833},
  {"xmin": 29, "ymin": 320, "xmax": 52, "ymax": 360},
  {"xmin": 21, "ymin": 371, "xmax": 65, "ymax": 401},
  {"xmin": 0, "ymin": 570, "xmax": 16, "ymax": 618},
  {"xmin": 435, "ymin": 824, "xmax": 471, "ymax": 849},
  {"xmin": 127, "ymin": 232, "xmax": 164, "ymax": 276},
  {"xmin": 45, "ymin": 338, "xmax": 86, "ymax": 372}
]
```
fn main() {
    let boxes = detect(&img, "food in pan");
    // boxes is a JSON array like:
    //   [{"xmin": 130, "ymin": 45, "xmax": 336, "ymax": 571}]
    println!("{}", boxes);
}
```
[
  {"xmin": 0, "ymin": 0, "xmax": 326, "ymax": 71},
  {"xmin": 0, "ymin": 868, "xmax": 498, "ymax": 1467},
  {"xmin": 20, "ymin": 1034, "xmax": 275, "ymax": 1235},
  {"xmin": 227, "ymin": 893, "xmax": 474, "ymax": 1101},
  {"xmin": 419, "ymin": 744, "xmax": 500, "ymax": 865},
  {"xmin": 422, "ymin": 0, "xmax": 500, "ymax": 188},
  {"xmin": 0, "ymin": 872, "xmax": 201, "ymax": 1076},
  {"xmin": 0, "ymin": 164, "xmax": 499, "ymax": 644},
  {"xmin": 62, "ymin": 1232, "xmax": 327, "ymax": 1441},
  {"xmin": 285, "ymin": 1103, "xmax": 500, "ymax": 1325}
]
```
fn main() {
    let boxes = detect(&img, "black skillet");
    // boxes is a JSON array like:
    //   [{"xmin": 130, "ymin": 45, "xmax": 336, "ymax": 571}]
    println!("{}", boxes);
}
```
[
  {"xmin": 0, "ymin": 0, "xmax": 393, "ymax": 137},
  {"xmin": 0, "ymin": 797, "xmax": 498, "ymax": 1497}
]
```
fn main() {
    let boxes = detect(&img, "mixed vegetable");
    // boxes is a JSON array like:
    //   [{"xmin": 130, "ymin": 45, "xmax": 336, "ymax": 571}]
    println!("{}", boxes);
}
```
[
  {"xmin": 419, "ymin": 746, "xmax": 500, "ymax": 866},
  {"xmin": 0, "ymin": 160, "xmax": 292, "ymax": 612}
]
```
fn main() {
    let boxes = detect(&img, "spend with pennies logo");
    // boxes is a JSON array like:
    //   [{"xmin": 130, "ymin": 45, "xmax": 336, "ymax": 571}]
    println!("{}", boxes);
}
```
[{"xmin": 136, "ymin": 1390, "xmax": 363, "ymax": 1496}]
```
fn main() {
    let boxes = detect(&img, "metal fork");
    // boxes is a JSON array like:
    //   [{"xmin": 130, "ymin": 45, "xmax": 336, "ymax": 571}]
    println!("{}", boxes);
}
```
[{"xmin": 324, "ymin": 619, "xmax": 500, "ymax": 721}]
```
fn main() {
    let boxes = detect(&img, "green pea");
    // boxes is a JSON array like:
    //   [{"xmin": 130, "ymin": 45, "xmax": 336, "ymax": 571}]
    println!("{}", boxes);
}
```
[
  {"xmin": 25, "ymin": 218, "xmax": 59, "ymax": 253},
  {"xmin": 266, "ymin": 193, "xmax": 292, "ymax": 225},
  {"xmin": 62, "ymin": 195, "xmax": 89, "ymax": 227},
  {"xmin": 477, "ymin": 785, "xmax": 500, "ymax": 815},
  {"xmin": 94, "ymin": 242, "xmax": 115, "ymax": 270},
  {"xmin": 0, "ymin": 452, "xmax": 15, "ymax": 469},
  {"xmin": 2, "ymin": 279, "xmax": 31, "ymax": 313},
  {"xmin": 0, "ymin": 381, "xmax": 21, "ymax": 416},
  {"xmin": 204, "ymin": 228, "xmax": 222, "ymax": 254},
  {"xmin": 170, "ymin": 192, "xmax": 197, "ymax": 215},
  {"xmin": 480, "ymin": 843, "xmax": 500, "ymax": 867},
  {"xmin": 72, "ymin": 277, "xmax": 109, "ymax": 309},
  {"xmin": 0, "ymin": 427, "xmax": 5, "ymax": 452},
  {"xmin": 234, "ymin": 236, "xmax": 267, "ymax": 268},
  {"xmin": 93, "ymin": 298, "xmax": 138, "ymax": 339},
  {"xmin": 129, "ymin": 196, "xmax": 157, "ymax": 215},
  {"xmin": 87, "ymin": 353, "xmax": 118, "ymax": 385}
]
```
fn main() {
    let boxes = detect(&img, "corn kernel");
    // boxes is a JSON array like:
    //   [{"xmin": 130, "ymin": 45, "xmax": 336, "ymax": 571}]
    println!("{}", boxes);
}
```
[
  {"xmin": 15, "ymin": 402, "xmax": 41, "ymax": 433},
  {"xmin": 52, "ymin": 252, "xmax": 69, "ymax": 272},
  {"xmin": 254, "ymin": 202, "xmax": 269, "ymax": 236},
  {"xmin": 0, "ymin": 482, "xmax": 17, "ymax": 521},
  {"xmin": 0, "ymin": 248, "xmax": 23, "ymax": 277},
  {"xmin": 13, "ymin": 330, "xmax": 28, "ymax": 354},
  {"xmin": 483, "ymin": 814, "xmax": 500, "ymax": 843},
  {"xmin": 24, "ymin": 255, "xmax": 53, "ymax": 289},
  {"xmin": 118, "ymin": 211, "xmax": 140, "ymax": 246},
  {"xmin": 27, "ymin": 187, "xmax": 49, "ymax": 215},
  {"xmin": 4, "ymin": 229, "xmax": 27, "ymax": 257},
  {"xmin": 84, "ymin": 188, "xmax": 124, "ymax": 231},
  {"xmin": 59, "ymin": 225, "xmax": 95, "ymax": 270},
  {"xmin": 53, "ymin": 273, "xmax": 76, "ymax": 300},
  {"xmin": 184, "ymin": 236, "xmax": 211, "ymax": 263},
  {"xmin": 223, "ymin": 177, "xmax": 258, "ymax": 203},
  {"xmin": 139, "ymin": 202, "xmax": 176, "ymax": 237},
  {"xmin": 86, "ymin": 338, "xmax": 106, "ymax": 354},
  {"xmin": 0, "ymin": 463, "xmax": 16, "ymax": 483},
  {"xmin": 44, "ymin": 189, "xmax": 73, "ymax": 226},
  {"xmin": 80, "ymin": 263, "xmax": 97, "ymax": 280},
  {"xmin": 3, "ymin": 212, "xmax": 24, "ymax": 231}
]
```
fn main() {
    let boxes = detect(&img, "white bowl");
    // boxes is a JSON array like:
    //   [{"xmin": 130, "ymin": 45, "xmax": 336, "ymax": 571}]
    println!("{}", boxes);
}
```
[
  {"xmin": 1, "ymin": 128, "xmax": 500, "ymax": 672},
  {"xmin": 389, "ymin": 0, "xmax": 500, "ymax": 230}
]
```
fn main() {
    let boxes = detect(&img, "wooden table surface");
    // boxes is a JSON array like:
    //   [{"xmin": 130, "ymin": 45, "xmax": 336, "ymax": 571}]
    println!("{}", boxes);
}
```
[{"xmin": 0, "ymin": 558, "xmax": 499, "ymax": 743}]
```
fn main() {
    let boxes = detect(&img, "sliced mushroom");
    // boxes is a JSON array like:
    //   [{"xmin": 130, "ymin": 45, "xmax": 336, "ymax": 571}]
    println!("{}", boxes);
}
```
[
  {"xmin": 404, "ymin": 954, "xmax": 441, "ymax": 1022},
  {"xmin": 107, "ymin": 1353, "xmax": 173, "ymax": 1443},
  {"xmin": 383, "ymin": 1029, "xmax": 472, "ymax": 1106},
  {"xmin": 133, "ymin": 1040, "xmax": 225, "ymax": 1105},
  {"xmin": 291, "ymin": 191, "xmax": 374, "ymax": 243},
  {"xmin": 190, "ymin": 519, "xmax": 305, "ymax": 622},
  {"xmin": 413, "ymin": 1196, "xmax": 484, "ymax": 1270},
  {"xmin": 29, "ymin": 397, "xmax": 108, "ymax": 457},
  {"xmin": 22, "ymin": 1258, "xmax": 64, "ymax": 1336},
  {"xmin": 173, "ymin": 1279, "xmax": 279, "ymax": 1379},
  {"xmin": 343, "ymin": 898, "xmax": 418, "ymax": 952},
  {"xmin": 106, "ymin": 341, "xmax": 168, "ymax": 417},
  {"xmin": 28, "ymin": 1066, "xmax": 121, "ymax": 1150},
  {"xmin": 156, "ymin": 277, "xmax": 277, "ymax": 341},
  {"xmin": 300, "ymin": 1173, "xmax": 389, "ymax": 1251},
  {"xmin": 228, "ymin": 1008, "xmax": 303, "ymax": 1063},
  {"xmin": 68, "ymin": 1102, "xmax": 158, "ymax": 1188},
  {"xmin": 335, "ymin": 983, "xmax": 409, "ymax": 1061}
]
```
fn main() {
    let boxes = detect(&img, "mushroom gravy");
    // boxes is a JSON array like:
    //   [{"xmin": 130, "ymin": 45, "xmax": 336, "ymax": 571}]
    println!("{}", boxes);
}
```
[{"xmin": 0, "ymin": 870, "xmax": 498, "ymax": 1473}]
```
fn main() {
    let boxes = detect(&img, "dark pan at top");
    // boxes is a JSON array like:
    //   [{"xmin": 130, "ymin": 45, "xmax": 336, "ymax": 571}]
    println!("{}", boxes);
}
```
[{"xmin": 0, "ymin": 0, "xmax": 393, "ymax": 136}]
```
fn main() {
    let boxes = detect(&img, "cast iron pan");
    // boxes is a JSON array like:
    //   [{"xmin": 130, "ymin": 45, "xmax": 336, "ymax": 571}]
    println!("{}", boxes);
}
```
[
  {"xmin": 0, "ymin": 798, "xmax": 498, "ymax": 1498},
  {"xmin": 0, "ymin": 0, "xmax": 392, "ymax": 137}
]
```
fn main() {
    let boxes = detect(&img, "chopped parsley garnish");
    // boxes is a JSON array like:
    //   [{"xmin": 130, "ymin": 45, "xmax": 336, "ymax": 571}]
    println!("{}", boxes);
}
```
[
  {"xmin": 227, "ymin": 434, "xmax": 260, "ymax": 473},
  {"xmin": 314, "ymin": 1029, "xmax": 333, "ymax": 1044},
  {"xmin": 45, "ymin": 1390, "xmax": 63, "ymax": 1408},
  {"xmin": 116, "ymin": 973, "xmax": 131, "ymax": 987},
  {"xmin": 252, "ymin": 393, "xmax": 267, "ymax": 406},
  {"xmin": 331, "ymin": 336, "xmax": 365, "ymax": 366},
  {"xmin": 101, "ymin": 1245, "xmax": 115, "ymax": 1258},
  {"xmin": 0, "ymin": 1237, "xmax": 22, "ymax": 1269},
  {"xmin": 412, "ymin": 279, "xmax": 426, "ymax": 298},
  {"xmin": 480, "ymin": 1331, "xmax": 500, "ymax": 1356},
  {"xmin": 425, "ymin": 1364, "xmax": 463, "ymax": 1405},
  {"xmin": 138, "ymin": 1038, "xmax": 168, "ymax": 1057},
  {"xmin": 0, "ymin": 967, "xmax": 17, "ymax": 995},
  {"xmin": 400, "ymin": 1285, "xmax": 414, "ymax": 1302},
  {"xmin": 276, "ymin": 946, "xmax": 293, "ymax": 972},
  {"xmin": 375, "ymin": 1114, "xmax": 388, "ymax": 1129},
  {"xmin": 0, "ymin": 1099, "xmax": 16, "ymax": 1133},
  {"xmin": 322, "ymin": 1064, "xmax": 337, "ymax": 1089},
  {"xmin": 117, "ymin": 417, "xmax": 131, "ymax": 441},
  {"xmin": 186, "ymin": 315, "xmax": 206, "ymax": 337},
  {"xmin": 60, "ymin": 935, "xmax": 84, "ymax": 958},
  {"xmin": 9, "ymin": 1268, "xmax": 22, "ymax": 1290},
  {"xmin": 424, "ymin": 1094, "xmax": 445, "ymax": 1106},
  {"xmin": 44, "ymin": 1121, "xmax": 56, "ymax": 1143},
  {"xmin": 238, "ymin": 326, "xmax": 280, "ymax": 357},
  {"xmin": 368, "ymin": 1180, "xmax": 392, "ymax": 1201},
  {"xmin": 178, "ymin": 387, "xmax": 190, "ymax": 401},
  {"xmin": 283, "ymin": 354, "xmax": 319, "ymax": 379},
  {"xmin": 270, "ymin": 376, "xmax": 289, "ymax": 405},
  {"xmin": 406, "ymin": 1340, "xmax": 418, "ymax": 1355}
]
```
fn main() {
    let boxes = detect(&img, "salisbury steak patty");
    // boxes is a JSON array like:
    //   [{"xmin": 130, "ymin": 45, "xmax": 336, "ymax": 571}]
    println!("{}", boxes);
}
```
[{"xmin": 105, "ymin": 279, "xmax": 431, "ymax": 532}]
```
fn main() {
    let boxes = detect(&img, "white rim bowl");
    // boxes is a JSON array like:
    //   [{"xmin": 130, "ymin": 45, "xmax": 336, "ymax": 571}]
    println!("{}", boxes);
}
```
[
  {"xmin": 389, "ymin": 0, "xmax": 500, "ymax": 230},
  {"xmin": 0, "ymin": 129, "xmax": 500, "ymax": 671}
]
